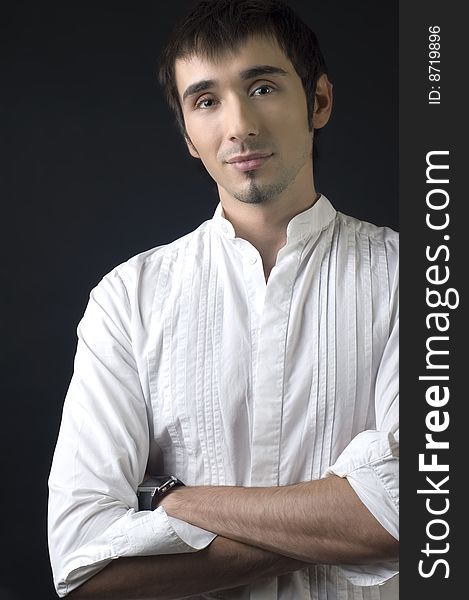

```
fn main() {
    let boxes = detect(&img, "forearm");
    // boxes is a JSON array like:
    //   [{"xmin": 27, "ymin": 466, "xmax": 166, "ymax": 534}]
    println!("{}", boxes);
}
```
[
  {"xmin": 162, "ymin": 475, "xmax": 399, "ymax": 564},
  {"xmin": 67, "ymin": 535, "xmax": 308, "ymax": 600}
]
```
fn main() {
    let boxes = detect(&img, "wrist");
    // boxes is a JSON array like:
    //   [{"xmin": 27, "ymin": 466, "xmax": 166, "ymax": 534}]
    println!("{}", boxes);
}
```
[{"xmin": 159, "ymin": 484, "xmax": 191, "ymax": 516}]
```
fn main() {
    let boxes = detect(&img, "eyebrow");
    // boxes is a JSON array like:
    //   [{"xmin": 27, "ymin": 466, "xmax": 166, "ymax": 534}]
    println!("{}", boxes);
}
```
[{"xmin": 182, "ymin": 64, "xmax": 288, "ymax": 103}]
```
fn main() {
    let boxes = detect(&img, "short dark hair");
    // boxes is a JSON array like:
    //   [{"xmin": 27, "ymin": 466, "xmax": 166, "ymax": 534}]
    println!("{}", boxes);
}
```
[{"xmin": 159, "ymin": 0, "xmax": 328, "ymax": 138}]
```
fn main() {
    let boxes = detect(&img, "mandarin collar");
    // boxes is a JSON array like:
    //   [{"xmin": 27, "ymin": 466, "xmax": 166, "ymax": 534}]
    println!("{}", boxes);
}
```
[{"xmin": 211, "ymin": 195, "xmax": 337, "ymax": 241}]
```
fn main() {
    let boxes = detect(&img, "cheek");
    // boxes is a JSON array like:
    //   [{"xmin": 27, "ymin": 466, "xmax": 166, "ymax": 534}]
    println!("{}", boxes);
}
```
[
  {"xmin": 274, "ymin": 112, "xmax": 309, "ymax": 151},
  {"xmin": 187, "ymin": 121, "xmax": 220, "ymax": 161},
  {"xmin": 267, "ymin": 95, "xmax": 308, "ymax": 132}
]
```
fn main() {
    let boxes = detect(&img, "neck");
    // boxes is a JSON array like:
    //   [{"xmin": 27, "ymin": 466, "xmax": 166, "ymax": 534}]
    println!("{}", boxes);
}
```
[{"xmin": 219, "ymin": 175, "xmax": 319, "ymax": 280}]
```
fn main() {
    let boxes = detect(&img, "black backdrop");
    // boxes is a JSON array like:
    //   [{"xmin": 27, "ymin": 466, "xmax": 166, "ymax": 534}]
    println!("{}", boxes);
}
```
[{"xmin": 1, "ymin": 2, "xmax": 397, "ymax": 598}]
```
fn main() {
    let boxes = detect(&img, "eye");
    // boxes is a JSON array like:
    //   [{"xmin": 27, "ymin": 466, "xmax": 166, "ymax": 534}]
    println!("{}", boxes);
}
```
[
  {"xmin": 252, "ymin": 85, "xmax": 274, "ymax": 96},
  {"xmin": 195, "ymin": 96, "xmax": 217, "ymax": 110}
]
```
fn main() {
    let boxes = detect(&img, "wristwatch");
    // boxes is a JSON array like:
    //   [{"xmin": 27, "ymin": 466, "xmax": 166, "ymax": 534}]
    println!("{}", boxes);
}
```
[{"xmin": 136, "ymin": 475, "xmax": 184, "ymax": 511}]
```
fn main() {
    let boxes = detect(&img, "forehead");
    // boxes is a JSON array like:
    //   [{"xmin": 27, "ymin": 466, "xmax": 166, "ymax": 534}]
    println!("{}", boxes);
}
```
[{"xmin": 175, "ymin": 35, "xmax": 294, "ymax": 98}]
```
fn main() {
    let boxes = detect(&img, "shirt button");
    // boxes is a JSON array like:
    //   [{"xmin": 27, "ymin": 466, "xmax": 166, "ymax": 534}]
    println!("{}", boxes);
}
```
[{"xmin": 248, "ymin": 256, "xmax": 257, "ymax": 265}]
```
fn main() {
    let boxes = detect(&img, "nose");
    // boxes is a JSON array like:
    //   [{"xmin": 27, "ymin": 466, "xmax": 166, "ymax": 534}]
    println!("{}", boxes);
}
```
[{"xmin": 225, "ymin": 96, "xmax": 259, "ymax": 143}]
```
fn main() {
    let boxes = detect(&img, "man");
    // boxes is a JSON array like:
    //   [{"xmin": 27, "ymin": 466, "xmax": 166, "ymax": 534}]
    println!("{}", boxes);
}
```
[{"xmin": 48, "ymin": 0, "xmax": 399, "ymax": 598}]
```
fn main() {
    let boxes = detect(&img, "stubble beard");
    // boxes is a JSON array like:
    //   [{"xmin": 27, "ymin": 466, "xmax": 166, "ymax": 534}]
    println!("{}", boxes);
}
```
[
  {"xmin": 231, "ymin": 170, "xmax": 292, "ymax": 205},
  {"xmin": 220, "ymin": 137, "xmax": 312, "ymax": 205},
  {"xmin": 230, "ymin": 142, "xmax": 312, "ymax": 205}
]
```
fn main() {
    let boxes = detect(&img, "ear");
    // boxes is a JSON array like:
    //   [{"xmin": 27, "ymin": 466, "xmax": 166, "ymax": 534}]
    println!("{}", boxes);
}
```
[
  {"xmin": 312, "ymin": 73, "xmax": 333, "ymax": 129},
  {"xmin": 185, "ymin": 134, "xmax": 200, "ymax": 159}
]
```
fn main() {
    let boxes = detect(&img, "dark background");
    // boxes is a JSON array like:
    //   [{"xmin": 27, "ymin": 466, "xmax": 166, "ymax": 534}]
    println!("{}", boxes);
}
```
[{"xmin": 1, "ymin": 2, "xmax": 397, "ymax": 598}]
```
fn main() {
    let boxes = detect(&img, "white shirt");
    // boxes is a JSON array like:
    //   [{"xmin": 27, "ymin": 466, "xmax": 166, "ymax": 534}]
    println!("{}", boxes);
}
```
[{"xmin": 48, "ymin": 195, "xmax": 399, "ymax": 599}]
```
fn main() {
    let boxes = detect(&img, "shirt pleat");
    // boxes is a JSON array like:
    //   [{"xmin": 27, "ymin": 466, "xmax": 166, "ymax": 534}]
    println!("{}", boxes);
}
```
[
  {"xmin": 176, "ymin": 245, "xmax": 195, "ymax": 466},
  {"xmin": 195, "ymin": 237, "xmax": 212, "ymax": 484},
  {"xmin": 182, "ymin": 242, "xmax": 198, "ymax": 480},
  {"xmin": 336, "ymin": 564, "xmax": 350, "ymax": 600},
  {"xmin": 374, "ymin": 236, "xmax": 391, "ymax": 357},
  {"xmin": 204, "ymin": 248, "xmax": 219, "ymax": 484},
  {"xmin": 211, "ymin": 236, "xmax": 227, "ymax": 484},
  {"xmin": 317, "ymin": 565, "xmax": 328, "ymax": 600},
  {"xmin": 344, "ymin": 223, "xmax": 358, "ymax": 446},
  {"xmin": 323, "ymin": 220, "xmax": 339, "ymax": 466},
  {"xmin": 316, "ymin": 225, "xmax": 334, "ymax": 475},
  {"xmin": 354, "ymin": 235, "xmax": 373, "ymax": 434},
  {"xmin": 156, "ymin": 247, "xmax": 187, "ymax": 469},
  {"xmin": 306, "ymin": 239, "xmax": 322, "ymax": 482}
]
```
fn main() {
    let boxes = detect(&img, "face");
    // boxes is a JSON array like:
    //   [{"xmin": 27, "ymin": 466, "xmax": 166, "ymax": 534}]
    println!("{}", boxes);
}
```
[{"xmin": 175, "ymin": 35, "xmax": 332, "ymax": 207}]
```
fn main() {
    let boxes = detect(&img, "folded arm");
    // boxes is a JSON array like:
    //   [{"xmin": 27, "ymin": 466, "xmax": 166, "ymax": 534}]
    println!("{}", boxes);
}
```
[
  {"xmin": 68, "ymin": 535, "xmax": 308, "ymax": 600},
  {"xmin": 161, "ymin": 474, "xmax": 398, "ymax": 565},
  {"xmin": 67, "ymin": 472, "xmax": 397, "ymax": 599}
]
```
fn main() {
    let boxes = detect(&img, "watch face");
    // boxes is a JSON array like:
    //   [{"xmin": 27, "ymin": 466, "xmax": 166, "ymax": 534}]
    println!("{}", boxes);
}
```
[
  {"xmin": 139, "ymin": 475, "xmax": 177, "ymax": 493},
  {"xmin": 156, "ymin": 479, "xmax": 176, "ymax": 495},
  {"xmin": 137, "ymin": 475, "xmax": 182, "ymax": 510}
]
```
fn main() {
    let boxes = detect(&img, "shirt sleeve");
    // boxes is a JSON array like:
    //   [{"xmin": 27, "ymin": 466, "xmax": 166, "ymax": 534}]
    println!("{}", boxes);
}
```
[
  {"xmin": 48, "ymin": 268, "xmax": 216, "ymax": 598},
  {"xmin": 323, "ymin": 270, "xmax": 399, "ymax": 587}
]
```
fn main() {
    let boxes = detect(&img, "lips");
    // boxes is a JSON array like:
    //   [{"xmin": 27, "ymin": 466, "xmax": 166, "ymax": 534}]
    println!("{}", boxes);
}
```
[{"xmin": 226, "ymin": 153, "xmax": 273, "ymax": 172}]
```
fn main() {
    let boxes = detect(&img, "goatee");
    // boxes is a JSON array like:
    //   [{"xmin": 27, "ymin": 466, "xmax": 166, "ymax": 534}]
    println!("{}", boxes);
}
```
[{"xmin": 232, "ymin": 173, "xmax": 289, "ymax": 204}]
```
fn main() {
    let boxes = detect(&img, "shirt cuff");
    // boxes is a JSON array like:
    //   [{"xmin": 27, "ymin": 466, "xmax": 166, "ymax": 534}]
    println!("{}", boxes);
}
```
[
  {"xmin": 334, "ymin": 561, "xmax": 400, "ymax": 588},
  {"xmin": 56, "ymin": 507, "xmax": 216, "ymax": 597},
  {"xmin": 323, "ymin": 430, "xmax": 399, "ymax": 586}
]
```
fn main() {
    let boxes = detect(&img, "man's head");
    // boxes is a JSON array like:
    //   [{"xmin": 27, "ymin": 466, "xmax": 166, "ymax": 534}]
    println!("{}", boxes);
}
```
[
  {"xmin": 159, "ymin": 0, "xmax": 332, "ymax": 207},
  {"xmin": 159, "ymin": 0, "xmax": 329, "ymax": 138}
]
